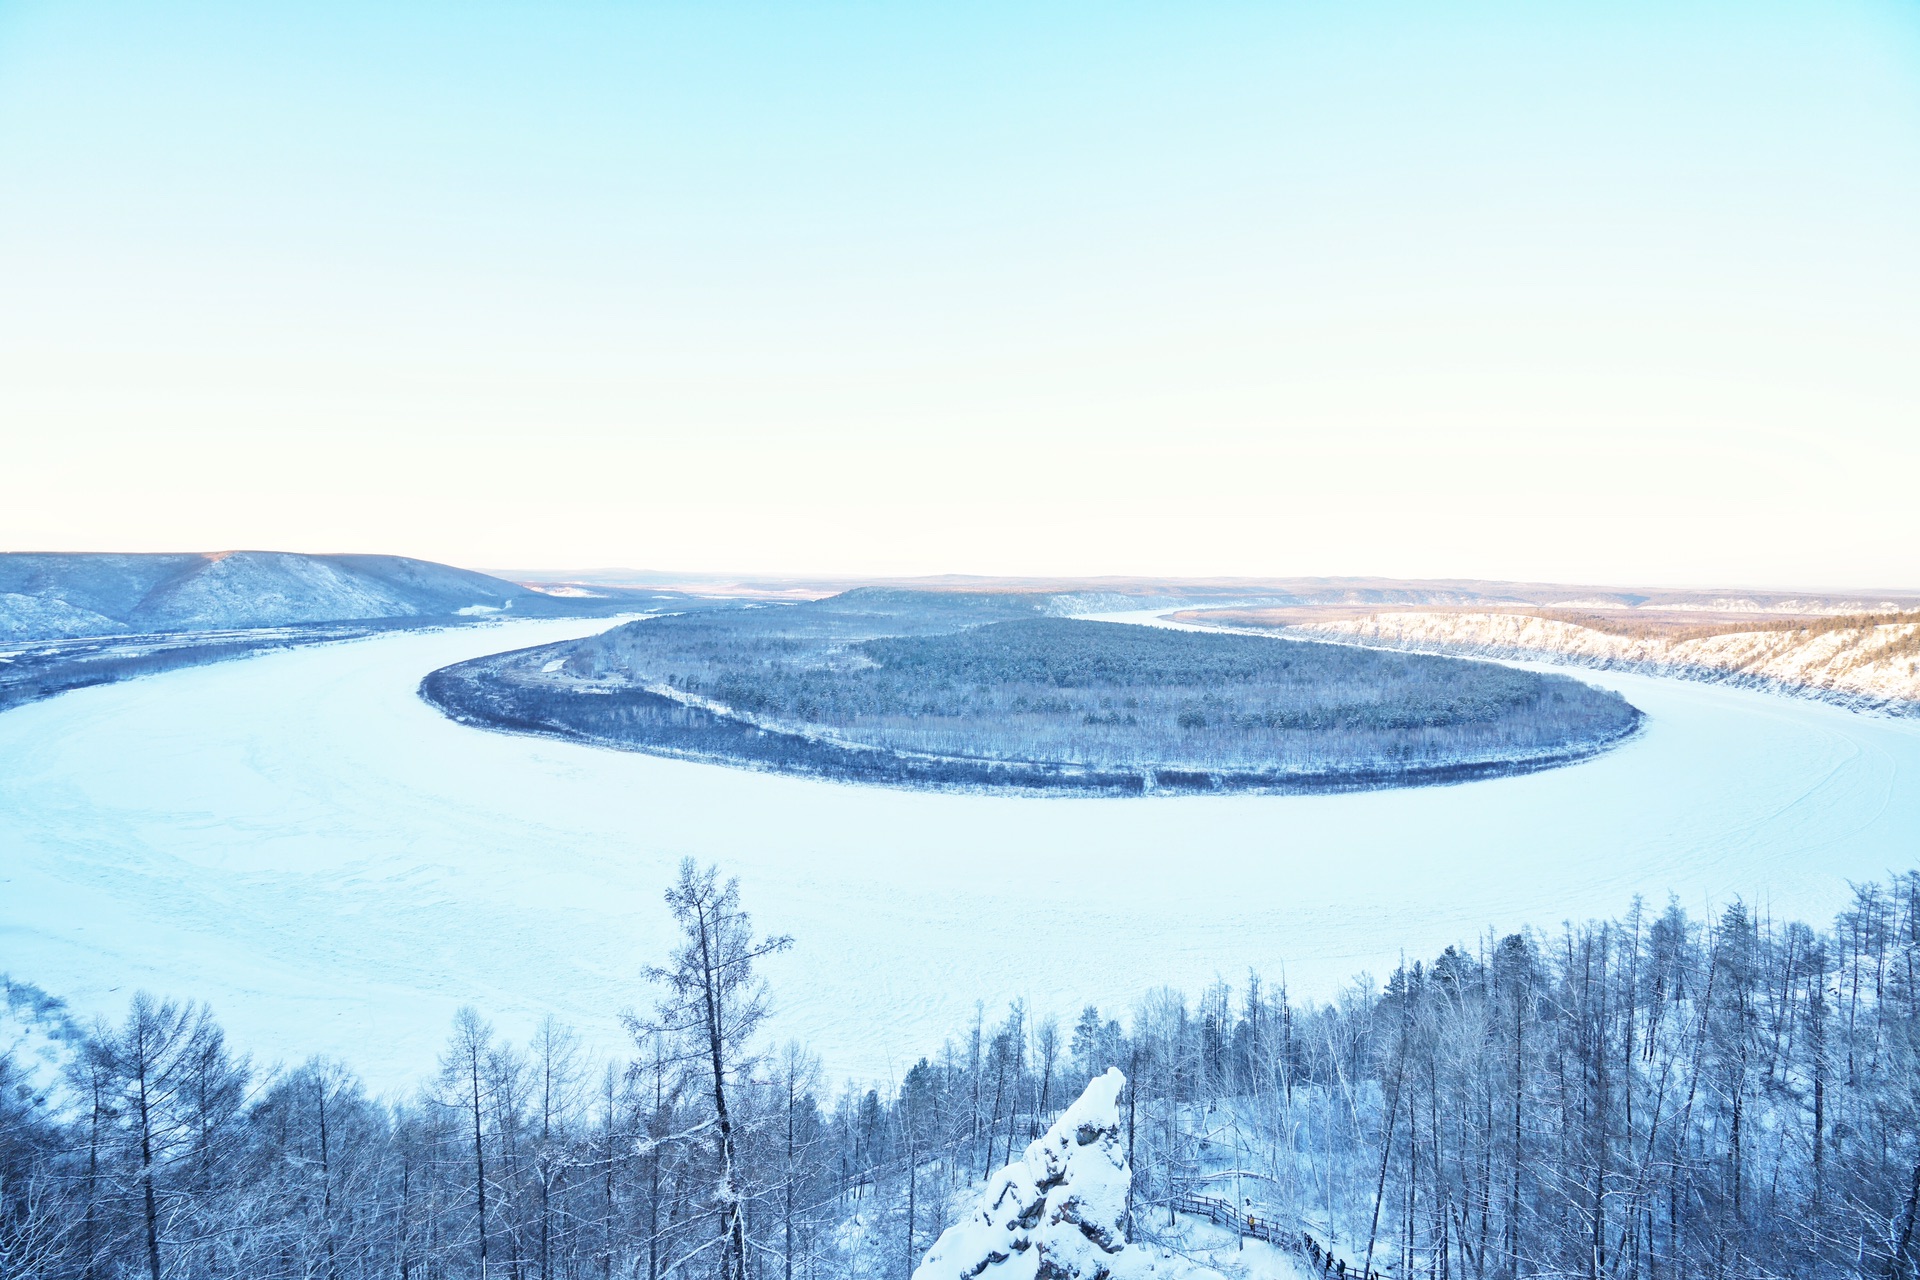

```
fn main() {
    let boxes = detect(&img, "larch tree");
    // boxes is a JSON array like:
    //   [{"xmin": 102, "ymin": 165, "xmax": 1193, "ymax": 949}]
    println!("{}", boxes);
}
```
[
  {"xmin": 439, "ymin": 1006, "xmax": 497, "ymax": 1280},
  {"xmin": 625, "ymin": 858, "xmax": 791, "ymax": 1280},
  {"xmin": 100, "ymin": 994, "xmax": 212, "ymax": 1280}
]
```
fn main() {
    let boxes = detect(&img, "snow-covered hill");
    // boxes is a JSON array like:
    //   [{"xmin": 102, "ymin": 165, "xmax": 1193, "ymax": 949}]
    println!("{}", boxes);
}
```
[
  {"xmin": 1280, "ymin": 611, "xmax": 1920, "ymax": 714},
  {"xmin": 0, "ymin": 551, "xmax": 594, "ymax": 641},
  {"xmin": 0, "ymin": 591, "xmax": 124, "ymax": 639}
]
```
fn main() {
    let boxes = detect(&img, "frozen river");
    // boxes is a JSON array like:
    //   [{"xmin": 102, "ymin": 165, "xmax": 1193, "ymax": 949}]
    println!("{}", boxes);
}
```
[{"xmin": 3, "ymin": 616, "xmax": 1916, "ymax": 1091}]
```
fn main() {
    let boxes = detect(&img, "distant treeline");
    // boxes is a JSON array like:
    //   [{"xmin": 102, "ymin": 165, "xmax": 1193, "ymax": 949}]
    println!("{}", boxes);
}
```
[
  {"xmin": 422, "ymin": 591, "xmax": 1641, "ymax": 795},
  {"xmin": 0, "ymin": 606, "xmax": 727, "ymax": 719},
  {"xmin": 0, "ymin": 624, "xmax": 406, "ymax": 715},
  {"xmin": 6, "ymin": 867, "xmax": 1918, "ymax": 1280}
]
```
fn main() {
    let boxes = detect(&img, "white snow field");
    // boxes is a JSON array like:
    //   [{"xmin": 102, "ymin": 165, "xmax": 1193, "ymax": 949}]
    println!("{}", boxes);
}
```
[{"xmin": 2, "ymin": 616, "xmax": 1918, "ymax": 1092}]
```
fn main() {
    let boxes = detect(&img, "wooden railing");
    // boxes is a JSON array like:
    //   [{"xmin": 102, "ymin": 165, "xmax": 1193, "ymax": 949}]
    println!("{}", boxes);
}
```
[{"xmin": 1168, "ymin": 1191, "xmax": 1389, "ymax": 1280}]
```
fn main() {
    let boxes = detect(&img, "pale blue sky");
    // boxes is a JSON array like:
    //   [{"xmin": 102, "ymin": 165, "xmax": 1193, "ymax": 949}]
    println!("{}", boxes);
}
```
[{"xmin": 2, "ymin": 1, "xmax": 1916, "ymax": 586}]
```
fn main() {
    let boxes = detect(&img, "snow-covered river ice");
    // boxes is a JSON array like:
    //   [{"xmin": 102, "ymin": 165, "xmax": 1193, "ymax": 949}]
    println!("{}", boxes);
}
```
[{"xmin": 3, "ymin": 615, "xmax": 1916, "ymax": 1091}]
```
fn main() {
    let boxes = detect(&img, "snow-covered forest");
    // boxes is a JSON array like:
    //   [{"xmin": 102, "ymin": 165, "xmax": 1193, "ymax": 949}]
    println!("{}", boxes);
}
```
[
  {"xmin": 5, "ymin": 862, "xmax": 1918, "ymax": 1280},
  {"xmin": 424, "ymin": 591, "xmax": 1641, "ymax": 794}
]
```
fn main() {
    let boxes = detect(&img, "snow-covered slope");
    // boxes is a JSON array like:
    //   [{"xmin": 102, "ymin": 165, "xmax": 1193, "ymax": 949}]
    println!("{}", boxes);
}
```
[
  {"xmin": 123, "ymin": 552, "xmax": 508, "ymax": 630},
  {"xmin": 0, "ymin": 551, "xmax": 568, "ymax": 641},
  {"xmin": 0, "ymin": 591, "xmax": 124, "ymax": 639},
  {"xmin": 0, "ymin": 978, "xmax": 85, "ymax": 1125},
  {"xmin": 915, "ymin": 1069, "xmax": 1220, "ymax": 1280},
  {"xmin": 1282, "ymin": 612, "xmax": 1920, "ymax": 714}
]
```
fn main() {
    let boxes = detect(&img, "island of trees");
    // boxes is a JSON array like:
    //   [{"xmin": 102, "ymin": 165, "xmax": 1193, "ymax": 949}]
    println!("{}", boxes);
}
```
[{"xmin": 422, "ymin": 589, "xmax": 1642, "ymax": 794}]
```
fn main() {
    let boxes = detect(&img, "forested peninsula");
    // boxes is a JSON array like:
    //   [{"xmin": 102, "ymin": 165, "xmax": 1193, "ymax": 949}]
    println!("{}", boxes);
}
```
[{"xmin": 421, "ymin": 590, "xmax": 1642, "ymax": 794}]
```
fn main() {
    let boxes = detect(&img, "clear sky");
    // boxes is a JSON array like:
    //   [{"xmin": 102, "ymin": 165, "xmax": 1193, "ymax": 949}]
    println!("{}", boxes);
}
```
[{"xmin": 1, "ymin": 1, "xmax": 1916, "ymax": 587}]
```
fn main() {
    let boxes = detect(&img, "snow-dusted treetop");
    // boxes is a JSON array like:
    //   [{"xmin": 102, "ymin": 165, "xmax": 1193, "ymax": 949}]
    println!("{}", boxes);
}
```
[{"xmin": 913, "ymin": 1067, "xmax": 1221, "ymax": 1280}]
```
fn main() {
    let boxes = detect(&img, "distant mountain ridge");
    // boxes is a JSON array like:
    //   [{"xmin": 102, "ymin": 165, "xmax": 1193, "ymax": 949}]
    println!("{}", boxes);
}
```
[
  {"xmin": 500, "ymin": 569, "xmax": 1920, "ymax": 614},
  {"xmin": 0, "ymin": 551, "xmax": 591, "ymax": 642}
]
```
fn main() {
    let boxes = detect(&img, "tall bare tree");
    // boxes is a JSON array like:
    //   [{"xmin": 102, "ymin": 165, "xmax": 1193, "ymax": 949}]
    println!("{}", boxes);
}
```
[
  {"xmin": 100, "ymin": 994, "xmax": 211, "ymax": 1280},
  {"xmin": 439, "ymin": 1007, "xmax": 496, "ymax": 1280},
  {"xmin": 626, "ymin": 859, "xmax": 791, "ymax": 1280}
]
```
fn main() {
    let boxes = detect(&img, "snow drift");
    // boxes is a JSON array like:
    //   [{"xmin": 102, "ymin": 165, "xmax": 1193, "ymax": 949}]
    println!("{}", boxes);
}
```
[{"xmin": 913, "ymin": 1068, "xmax": 1220, "ymax": 1280}]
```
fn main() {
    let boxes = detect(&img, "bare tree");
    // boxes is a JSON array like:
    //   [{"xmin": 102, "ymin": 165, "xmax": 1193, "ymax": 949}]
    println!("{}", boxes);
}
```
[
  {"xmin": 1034, "ymin": 1017, "xmax": 1060, "ymax": 1135},
  {"xmin": 625, "ymin": 858, "xmax": 792, "ymax": 1280},
  {"xmin": 440, "ymin": 1006, "xmax": 497, "ymax": 1280},
  {"xmin": 99, "ymin": 993, "xmax": 211, "ymax": 1280},
  {"xmin": 779, "ymin": 1042, "xmax": 823, "ymax": 1280},
  {"xmin": 530, "ymin": 1016, "xmax": 581, "ymax": 1280}
]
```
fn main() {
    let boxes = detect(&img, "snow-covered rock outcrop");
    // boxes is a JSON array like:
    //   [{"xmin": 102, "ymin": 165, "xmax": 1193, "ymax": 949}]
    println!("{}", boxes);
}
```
[{"xmin": 914, "ymin": 1068, "xmax": 1220, "ymax": 1280}]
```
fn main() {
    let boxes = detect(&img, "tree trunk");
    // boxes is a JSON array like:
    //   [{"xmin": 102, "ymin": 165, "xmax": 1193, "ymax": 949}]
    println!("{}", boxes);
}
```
[
  {"xmin": 137, "ymin": 1052, "xmax": 162, "ymax": 1280},
  {"xmin": 318, "ymin": 1076, "xmax": 338, "ymax": 1280},
  {"xmin": 785, "ymin": 1075, "xmax": 797, "ymax": 1280},
  {"xmin": 472, "ymin": 1049, "xmax": 490, "ymax": 1279},
  {"xmin": 1889, "ymin": 1161, "xmax": 1920, "ymax": 1280},
  {"xmin": 696, "ymin": 903, "xmax": 749, "ymax": 1280},
  {"xmin": 1366, "ymin": 1013, "xmax": 1410, "ymax": 1279}
]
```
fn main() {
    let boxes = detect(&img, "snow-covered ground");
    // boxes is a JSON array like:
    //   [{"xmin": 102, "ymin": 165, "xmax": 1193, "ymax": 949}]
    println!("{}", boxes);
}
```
[{"xmin": 3, "ymin": 616, "xmax": 1918, "ymax": 1092}]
